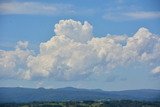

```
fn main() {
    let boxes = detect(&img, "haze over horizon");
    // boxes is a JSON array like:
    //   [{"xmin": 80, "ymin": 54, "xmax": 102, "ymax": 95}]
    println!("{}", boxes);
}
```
[{"xmin": 0, "ymin": 0, "xmax": 160, "ymax": 91}]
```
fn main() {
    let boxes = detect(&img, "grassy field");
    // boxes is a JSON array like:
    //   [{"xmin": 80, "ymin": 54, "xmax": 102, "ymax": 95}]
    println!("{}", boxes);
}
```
[{"xmin": 1, "ymin": 100, "xmax": 160, "ymax": 107}]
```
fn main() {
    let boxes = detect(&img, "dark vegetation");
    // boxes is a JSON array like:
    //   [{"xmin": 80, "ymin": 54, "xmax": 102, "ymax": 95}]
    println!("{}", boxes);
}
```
[
  {"xmin": 1, "ymin": 87, "xmax": 160, "ymax": 107},
  {"xmin": 0, "ymin": 87, "xmax": 160, "ymax": 103},
  {"xmin": 0, "ymin": 100, "xmax": 160, "ymax": 107}
]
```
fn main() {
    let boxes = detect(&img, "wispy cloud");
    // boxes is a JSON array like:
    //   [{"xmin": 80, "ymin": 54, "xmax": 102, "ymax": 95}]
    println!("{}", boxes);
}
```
[
  {"xmin": 103, "ymin": 1, "xmax": 160, "ymax": 21},
  {"xmin": 125, "ymin": 11, "xmax": 160, "ymax": 19},
  {"xmin": 0, "ymin": 1, "xmax": 74, "ymax": 15},
  {"xmin": 103, "ymin": 11, "xmax": 160, "ymax": 21}
]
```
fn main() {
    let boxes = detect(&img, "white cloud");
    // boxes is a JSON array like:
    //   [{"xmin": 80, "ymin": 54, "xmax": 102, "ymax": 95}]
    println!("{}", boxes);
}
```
[
  {"xmin": 125, "ymin": 11, "xmax": 160, "ymax": 19},
  {"xmin": 0, "ymin": 41, "xmax": 33, "ymax": 79},
  {"xmin": 152, "ymin": 66, "xmax": 160, "ymax": 74},
  {"xmin": 16, "ymin": 41, "xmax": 29, "ymax": 50},
  {"xmin": 0, "ymin": 2, "xmax": 73, "ymax": 15},
  {"xmin": 54, "ymin": 19, "xmax": 93, "ymax": 43},
  {"xmin": 103, "ymin": 11, "xmax": 160, "ymax": 21},
  {"xmin": 0, "ymin": 19, "xmax": 160, "ymax": 80}
]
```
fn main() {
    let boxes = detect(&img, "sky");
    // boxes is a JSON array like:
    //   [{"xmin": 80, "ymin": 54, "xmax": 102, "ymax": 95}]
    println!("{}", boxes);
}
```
[{"xmin": 0, "ymin": 0, "xmax": 160, "ymax": 91}]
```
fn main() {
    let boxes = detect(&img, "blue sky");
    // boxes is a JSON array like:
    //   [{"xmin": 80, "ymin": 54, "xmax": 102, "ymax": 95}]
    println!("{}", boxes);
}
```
[{"xmin": 0, "ymin": 0, "xmax": 160, "ymax": 91}]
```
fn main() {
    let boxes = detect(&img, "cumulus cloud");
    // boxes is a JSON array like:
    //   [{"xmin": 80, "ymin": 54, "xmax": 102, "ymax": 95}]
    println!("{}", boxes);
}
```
[
  {"xmin": 16, "ymin": 41, "xmax": 29, "ymax": 50},
  {"xmin": 54, "ymin": 19, "xmax": 93, "ymax": 43},
  {"xmin": 0, "ymin": 19, "xmax": 160, "ymax": 81},
  {"xmin": 0, "ymin": 41, "xmax": 33, "ymax": 79}
]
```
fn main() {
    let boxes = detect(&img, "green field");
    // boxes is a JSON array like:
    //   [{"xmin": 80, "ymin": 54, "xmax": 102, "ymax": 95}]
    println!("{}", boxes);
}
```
[{"xmin": 1, "ymin": 100, "xmax": 160, "ymax": 107}]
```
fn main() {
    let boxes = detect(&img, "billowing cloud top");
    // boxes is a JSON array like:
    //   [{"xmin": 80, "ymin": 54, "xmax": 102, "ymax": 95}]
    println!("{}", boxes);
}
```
[
  {"xmin": 54, "ymin": 19, "xmax": 93, "ymax": 43},
  {"xmin": 0, "ymin": 19, "xmax": 160, "ymax": 80}
]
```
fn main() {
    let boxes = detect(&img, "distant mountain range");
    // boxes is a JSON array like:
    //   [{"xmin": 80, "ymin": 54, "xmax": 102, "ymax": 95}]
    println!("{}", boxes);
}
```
[{"xmin": 0, "ymin": 87, "xmax": 160, "ymax": 103}]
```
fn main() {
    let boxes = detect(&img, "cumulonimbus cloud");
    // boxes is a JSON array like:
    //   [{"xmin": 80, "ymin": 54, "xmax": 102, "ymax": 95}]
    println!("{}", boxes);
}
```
[{"xmin": 0, "ymin": 19, "xmax": 160, "ymax": 80}]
